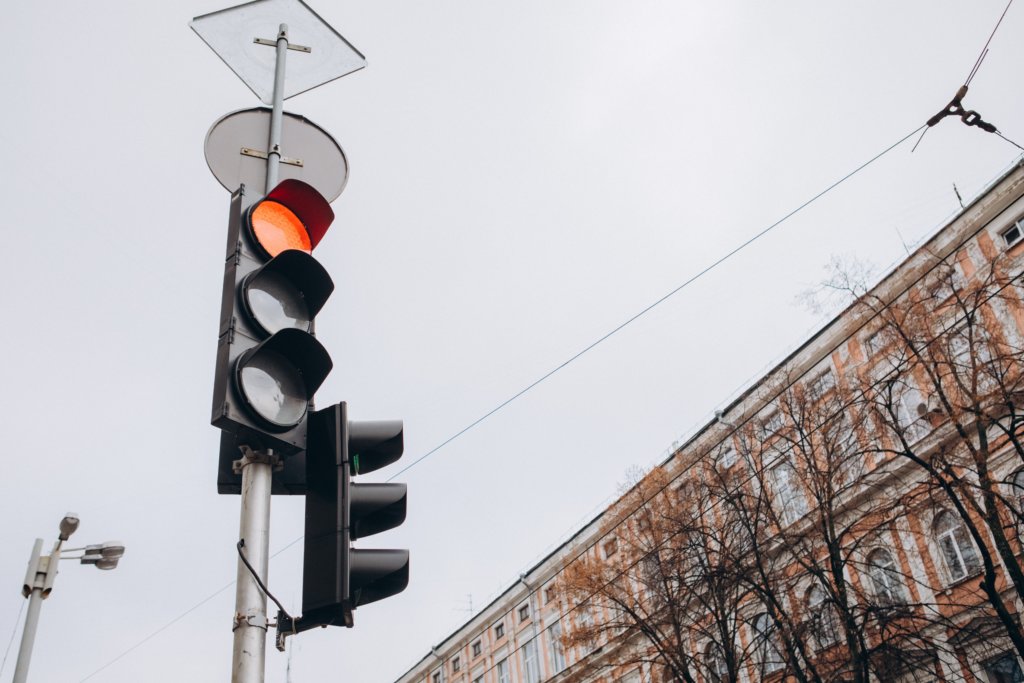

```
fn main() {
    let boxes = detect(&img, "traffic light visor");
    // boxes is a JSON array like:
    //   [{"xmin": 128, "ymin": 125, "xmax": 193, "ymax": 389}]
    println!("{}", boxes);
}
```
[
  {"xmin": 238, "ymin": 350, "xmax": 309, "ymax": 428},
  {"xmin": 247, "ymin": 179, "xmax": 334, "ymax": 257},
  {"xmin": 234, "ymin": 329, "xmax": 333, "ymax": 430},
  {"xmin": 242, "ymin": 251, "xmax": 334, "ymax": 336},
  {"xmin": 250, "ymin": 201, "xmax": 311, "ymax": 257}
]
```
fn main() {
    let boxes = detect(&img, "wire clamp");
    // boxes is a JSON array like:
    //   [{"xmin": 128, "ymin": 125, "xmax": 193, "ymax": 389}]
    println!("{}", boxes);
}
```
[{"xmin": 925, "ymin": 84, "xmax": 998, "ymax": 133}]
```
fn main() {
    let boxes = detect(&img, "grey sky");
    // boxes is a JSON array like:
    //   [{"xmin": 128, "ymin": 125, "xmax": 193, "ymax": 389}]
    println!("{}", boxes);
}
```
[{"xmin": 2, "ymin": 2, "xmax": 1022, "ymax": 681}]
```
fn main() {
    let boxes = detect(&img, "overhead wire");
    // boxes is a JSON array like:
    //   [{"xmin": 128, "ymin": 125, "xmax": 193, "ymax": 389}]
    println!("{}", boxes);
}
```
[
  {"xmin": 77, "ymin": 122, "xmax": 927, "ymax": 682},
  {"xmin": 392, "ymin": 216, "xmax": 1024, "ymax": 682},
  {"xmin": 965, "ymin": 0, "xmax": 1014, "ymax": 87},
  {"xmin": 913, "ymin": 0, "xmax": 1017, "ymax": 153},
  {"xmin": 75, "ymin": 5, "xmax": 1024, "ymax": 672},
  {"xmin": 386, "ymin": 123, "xmax": 926, "ymax": 483},
  {"xmin": 77, "ymin": 536, "xmax": 306, "ymax": 682},
  {"xmin": 0, "ymin": 599, "xmax": 26, "ymax": 679},
  {"xmin": 401, "ymin": 164, "xmax": 1024, "ymax": 679}
]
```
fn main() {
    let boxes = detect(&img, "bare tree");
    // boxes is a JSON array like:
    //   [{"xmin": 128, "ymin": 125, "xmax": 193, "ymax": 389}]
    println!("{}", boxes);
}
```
[
  {"xmin": 846, "ymin": 250, "xmax": 1024, "ymax": 664},
  {"xmin": 558, "ymin": 250, "xmax": 1024, "ymax": 683},
  {"xmin": 559, "ymin": 467, "xmax": 754, "ymax": 683}
]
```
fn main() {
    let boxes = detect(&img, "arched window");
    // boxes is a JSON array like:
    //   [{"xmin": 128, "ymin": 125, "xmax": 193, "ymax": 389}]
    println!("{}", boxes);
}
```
[
  {"xmin": 704, "ymin": 641, "xmax": 729, "ymax": 683},
  {"xmin": 866, "ymin": 548, "xmax": 908, "ymax": 605},
  {"xmin": 806, "ymin": 584, "xmax": 840, "ymax": 648},
  {"xmin": 933, "ymin": 511, "xmax": 981, "ymax": 583},
  {"xmin": 752, "ymin": 613, "xmax": 784, "ymax": 675}
]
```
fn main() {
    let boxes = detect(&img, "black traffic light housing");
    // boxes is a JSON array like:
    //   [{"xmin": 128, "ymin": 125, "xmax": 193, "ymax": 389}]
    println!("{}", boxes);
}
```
[
  {"xmin": 211, "ymin": 181, "xmax": 335, "ymax": 459},
  {"xmin": 281, "ymin": 401, "xmax": 408, "ymax": 636}
]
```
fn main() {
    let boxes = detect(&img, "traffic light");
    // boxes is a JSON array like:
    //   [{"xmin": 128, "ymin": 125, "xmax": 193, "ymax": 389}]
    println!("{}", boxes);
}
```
[
  {"xmin": 211, "ymin": 180, "xmax": 335, "ymax": 459},
  {"xmin": 299, "ymin": 401, "xmax": 409, "ymax": 630}
]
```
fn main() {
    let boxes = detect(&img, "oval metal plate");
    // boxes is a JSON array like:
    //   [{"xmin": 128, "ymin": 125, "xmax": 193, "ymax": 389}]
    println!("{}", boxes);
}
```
[{"xmin": 204, "ymin": 107, "xmax": 349, "ymax": 201}]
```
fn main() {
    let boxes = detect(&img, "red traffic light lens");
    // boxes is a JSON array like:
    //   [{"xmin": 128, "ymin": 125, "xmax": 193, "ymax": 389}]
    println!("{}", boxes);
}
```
[{"xmin": 249, "ymin": 201, "xmax": 312, "ymax": 257}]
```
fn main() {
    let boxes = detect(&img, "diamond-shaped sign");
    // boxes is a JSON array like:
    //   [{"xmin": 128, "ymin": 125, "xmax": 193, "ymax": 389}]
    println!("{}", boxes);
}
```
[{"xmin": 191, "ymin": 0, "xmax": 366, "ymax": 104}]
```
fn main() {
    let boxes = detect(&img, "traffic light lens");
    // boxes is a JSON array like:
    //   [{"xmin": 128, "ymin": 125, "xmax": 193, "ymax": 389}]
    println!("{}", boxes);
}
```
[
  {"xmin": 246, "ymin": 270, "xmax": 312, "ymax": 334},
  {"xmin": 237, "ymin": 351, "xmax": 309, "ymax": 428},
  {"xmin": 250, "ymin": 201, "xmax": 312, "ymax": 257}
]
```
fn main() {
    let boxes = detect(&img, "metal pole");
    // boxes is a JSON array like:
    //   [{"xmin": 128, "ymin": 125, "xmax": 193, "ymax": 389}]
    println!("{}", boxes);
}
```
[
  {"xmin": 14, "ymin": 537, "xmax": 63, "ymax": 683},
  {"xmin": 231, "ymin": 449, "xmax": 274, "ymax": 683},
  {"xmin": 234, "ymin": 22, "xmax": 286, "ymax": 681},
  {"xmin": 265, "ymin": 23, "xmax": 289, "ymax": 192},
  {"xmin": 12, "ymin": 588, "xmax": 44, "ymax": 683},
  {"xmin": 12, "ymin": 539, "xmax": 45, "ymax": 683}
]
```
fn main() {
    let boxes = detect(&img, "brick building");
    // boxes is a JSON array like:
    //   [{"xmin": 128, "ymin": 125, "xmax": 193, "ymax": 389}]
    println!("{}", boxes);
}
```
[{"xmin": 394, "ymin": 160, "xmax": 1024, "ymax": 683}]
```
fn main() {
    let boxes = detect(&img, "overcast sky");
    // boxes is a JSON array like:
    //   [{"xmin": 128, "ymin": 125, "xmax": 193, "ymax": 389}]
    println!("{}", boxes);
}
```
[{"xmin": 2, "ymin": 2, "xmax": 1023, "ymax": 682}]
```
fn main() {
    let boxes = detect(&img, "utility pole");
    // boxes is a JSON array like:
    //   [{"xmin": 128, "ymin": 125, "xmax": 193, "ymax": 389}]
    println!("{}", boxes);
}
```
[{"xmin": 13, "ymin": 515, "xmax": 124, "ymax": 683}]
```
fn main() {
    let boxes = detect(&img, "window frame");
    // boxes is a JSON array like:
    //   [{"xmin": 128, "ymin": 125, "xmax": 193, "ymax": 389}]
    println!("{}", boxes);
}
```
[
  {"xmin": 771, "ymin": 459, "xmax": 808, "ymax": 526},
  {"xmin": 1000, "ymin": 218, "xmax": 1024, "ymax": 249},
  {"xmin": 866, "ymin": 547, "xmax": 908, "ymax": 605},
  {"xmin": 495, "ymin": 657, "xmax": 510, "ymax": 683},
  {"xmin": 521, "ymin": 637, "xmax": 541, "ymax": 683},
  {"xmin": 806, "ymin": 583, "xmax": 840, "ymax": 649},
  {"xmin": 933, "ymin": 510, "xmax": 981, "ymax": 584},
  {"xmin": 704, "ymin": 641, "xmax": 729, "ymax": 683},
  {"xmin": 751, "ymin": 612, "xmax": 785, "ymax": 675},
  {"xmin": 517, "ymin": 603, "xmax": 530, "ymax": 623},
  {"xmin": 548, "ymin": 619, "xmax": 566, "ymax": 673}
]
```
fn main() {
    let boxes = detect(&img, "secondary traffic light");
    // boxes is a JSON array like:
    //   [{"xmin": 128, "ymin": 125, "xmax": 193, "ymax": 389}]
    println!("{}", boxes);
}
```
[
  {"xmin": 300, "ymin": 401, "xmax": 409, "ymax": 630},
  {"xmin": 211, "ymin": 180, "xmax": 335, "ymax": 458}
]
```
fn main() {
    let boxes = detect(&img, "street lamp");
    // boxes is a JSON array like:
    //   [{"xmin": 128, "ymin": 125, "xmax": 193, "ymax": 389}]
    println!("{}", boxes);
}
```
[{"xmin": 13, "ymin": 514, "xmax": 125, "ymax": 683}]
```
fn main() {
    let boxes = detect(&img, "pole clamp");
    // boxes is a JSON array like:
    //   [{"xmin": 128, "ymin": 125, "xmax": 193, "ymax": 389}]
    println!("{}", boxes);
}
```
[
  {"xmin": 233, "ymin": 446, "xmax": 283, "ymax": 474},
  {"xmin": 232, "ymin": 609, "xmax": 268, "ymax": 632}
]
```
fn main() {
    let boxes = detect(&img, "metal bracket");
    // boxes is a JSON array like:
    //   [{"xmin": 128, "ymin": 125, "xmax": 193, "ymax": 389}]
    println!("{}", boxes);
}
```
[
  {"xmin": 240, "ymin": 147, "xmax": 304, "ymax": 167},
  {"xmin": 233, "ymin": 446, "xmax": 284, "ymax": 475},
  {"xmin": 232, "ymin": 610, "xmax": 268, "ymax": 632},
  {"xmin": 253, "ymin": 37, "xmax": 311, "ymax": 53}
]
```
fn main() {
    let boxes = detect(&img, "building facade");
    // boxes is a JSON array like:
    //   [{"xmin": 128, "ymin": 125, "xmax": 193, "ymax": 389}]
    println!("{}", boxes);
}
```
[{"xmin": 395, "ymin": 160, "xmax": 1024, "ymax": 683}]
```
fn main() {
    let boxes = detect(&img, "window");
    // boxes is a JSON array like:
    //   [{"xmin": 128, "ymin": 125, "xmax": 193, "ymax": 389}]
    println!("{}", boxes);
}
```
[
  {"xmin": 496, "ymin": 658, "xmax": 510, "ymax": 683},
  {"xmin": 827, "ymin": 415, "xmax": 862, "ymax": 485},
  {"xmin": 984, "ymin": 652, "xmax": 1024, "ymax": 683},
  {"xmin": 866, "ymin": 547, "xmax": 908, "ymax": 605},
  {"xmin": 808, "ymin": 370, "xmax": 836, "ymax": 400},
  {"xmin": 1009, "ymin": 470, "xmax": 1024, "ymax": 522},
  {"xmin": 549, "ymin": 620, "xmax": 566, "ymax": 673},
  {"xmin": 948, "ymin": 324, "xmax": 996, "ymax": 391},
  {"xmin": 933, "ymin": 510, "xmax": 981, "ymax": 583},
  {"xmin": 771, "ymin": 460, "xmax": 808, "ymax": 526},
  {"xmin": 432, "ymin": 672, "xmax": 442, "ymax": 683},
  {"xmin": 1001, "ymin": 219, "xmax": 1024, "ymax": 249},
  {"xmin": 473, "ymin": 677, "xmax": 484, "ymax": 683},
  {"xmin": 493, "ymin": 621, "xmax": 505, "ymax": 639},
  {"xmin": 543, "ymin": 584, "xmax": 557, "ymax": 605},
  {"xmin": 717, "ymin": 444, "xmax": 738, "ymax": 470},
  {"xmin": 518, "ymin": 603, "xmax": 530, "ymax": 622},
  {"xmin": 865, "ymin": 329, "xmax": 889, "ymax": 356},
  {"xmin": 522, "ymin": 638, "xmax": 541, "ymax": 683},
  {"xmin": 889, "ymin": 378, "xmax": 930, "ymax": 441},
  {"xmin": 806, "ymin": 584, "xmax": 840, "ymax": 648},
  {"xmin": 640, "ymin": 555, "xmax": 664, "ymax": 604},
  {"xmin": 452, "ymin": 656, "xmax": 460, "ymax": 672},
  {"xmin": 704, "ymin": 641, "xmax": 729, "ymax": 683},
  {"xmin": 762, "ymin": 409, "xmax": 784, "ymax": 435},
  {"xmin": 471, "ymin": 640, "xmax": 482, "ymax": 658},
  {"xmin": 602, "ymin": 537, "xmax": 618, "ymax": 559},
  {"xmin": 752, "ymin": 613, "xmax": 784, "ymax": 674}
]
